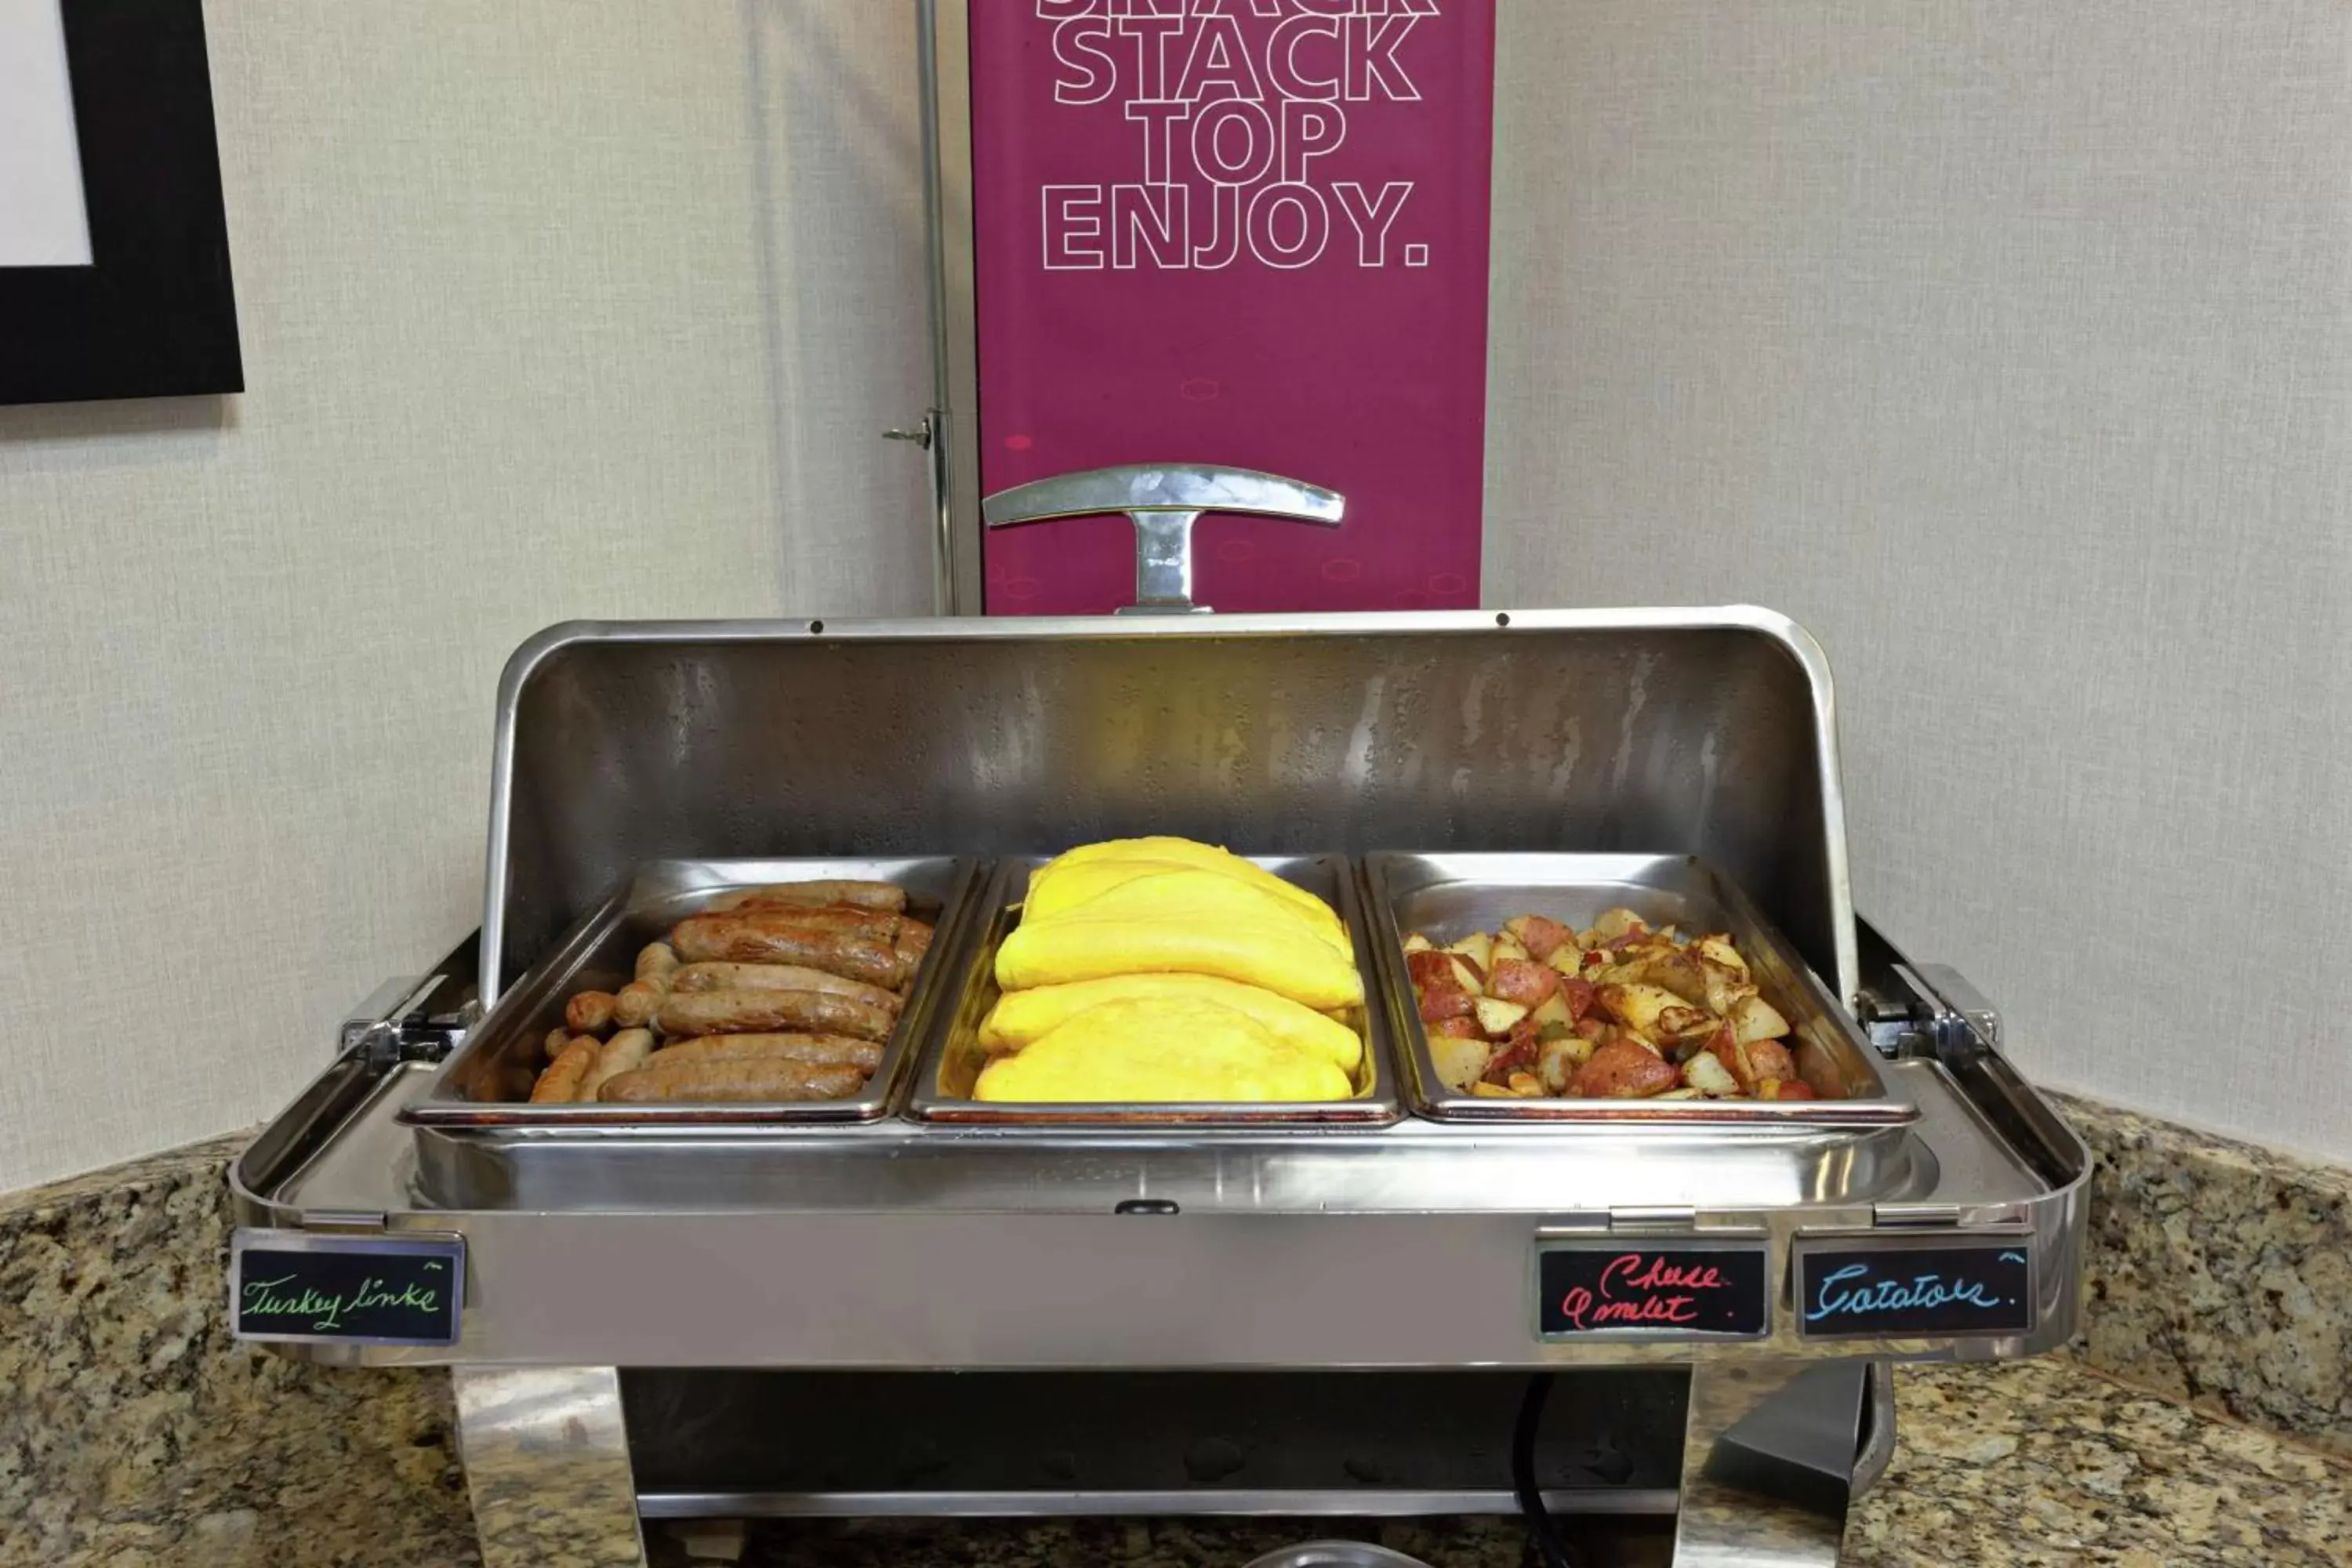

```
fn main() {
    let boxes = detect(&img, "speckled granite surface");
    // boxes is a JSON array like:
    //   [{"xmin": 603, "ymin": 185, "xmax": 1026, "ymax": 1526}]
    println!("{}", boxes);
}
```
[
  {"xmin": 1847, "ymin": 1359, "xmax": 2350, "ymax": 1567},
  {"xmin": 0, "ymin": 1132, "xmax": 474, "ymax": 1567},
  {"xmin": 2054, "ymin": 1092, "xmax": 2352, "ymax": 1459},
  {"xmin": 1, "ymin": 1097, "xmax": 2346, "ymax": 1566}
]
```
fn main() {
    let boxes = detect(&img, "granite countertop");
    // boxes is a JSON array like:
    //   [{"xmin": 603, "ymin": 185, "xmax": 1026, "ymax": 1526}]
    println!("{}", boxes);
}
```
[{"xmin": 6, "ymin": 1104, "xmax": 2349, "ymax": 1566}]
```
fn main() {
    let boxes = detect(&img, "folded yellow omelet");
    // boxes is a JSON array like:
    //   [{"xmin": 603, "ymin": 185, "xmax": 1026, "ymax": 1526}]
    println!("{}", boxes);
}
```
[
  {"xmin": 972, "ymin": 996, "xmax": 1353, "ymax": 1102},
  {"xmin": 979, "ymin": 972, "xmax": 1363, "ymax": 1073},
  {"xmin": 1029, "ymin": 838, "xmax": 1347, "ymax": 948},
  {"xmin": 996, "ymin": 868, "xmax": 1365, "ymax": 1011}
]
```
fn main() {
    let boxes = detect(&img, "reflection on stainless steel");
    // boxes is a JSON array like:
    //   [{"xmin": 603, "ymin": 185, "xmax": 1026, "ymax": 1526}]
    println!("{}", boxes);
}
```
[
  {"xmin": 454, "ymin": 1365, "xmax": 645, "ymax": 1568},
  {"xmin": 908, "ymin": 853, "xmax": 1403, "ymax": 1127},
  {"xmin": 1363, "ymin": 853, "xmax": 1905, "ymax": 1126},
  {"xmin": 409, "ymin": 857, "xmax": 978, "ymax": 1128},
  {"xmin": 983, "ymin": 463, "xmax": 1345, "ymax": 614},
  {"xmin": 1671, "ymin": 1363, "xmax": 1857, "ymax": 1566},
  {"xmin": 1243, "ymin": 1544, "xmax": 1439, "ymax": 1568},
  {"xmin": 1851, "ymin": 1363, "xmax": 1898, "ymax": 1496},
  {"xmin": 479, "ymin": 611, "xmax": 1857, "ymax": 1013}
]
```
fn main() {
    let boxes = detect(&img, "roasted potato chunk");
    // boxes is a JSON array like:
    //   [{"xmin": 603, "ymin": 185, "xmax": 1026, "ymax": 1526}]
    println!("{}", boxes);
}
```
[
  {"xmin": 1487, "ymin": 958, "xmax": 1561, "ymax": 1009},
  {"xmin": 1730, "ymin": 992, "xmax": 1791, "ymax": 1043},
  {"xmin": 1595, "ymin": 982, "xmax": 1685, "ymax": 1036},
  {"xmin": 1428, "ymin": 1030, "xmax": 1490, "ymax": 1091},
  {"xmin": 1418, "ymin": 985, "xmax": 1476, "ymax": 1024},
  {"xmin": 1403, "ymin": 914, "xmax": 1828, "ymax": 1104},
  {"xmin": 1570, "ymin": 1039, "xmax": 1680, "ymax": 1098}
]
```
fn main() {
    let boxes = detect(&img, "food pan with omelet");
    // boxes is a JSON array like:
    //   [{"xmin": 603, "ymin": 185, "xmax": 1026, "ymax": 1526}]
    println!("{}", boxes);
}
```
[
  {"xmin": 1363, "ymin": 852, "xmax": 1917, "ymax": 1126},
  {"xmin": 909, "ymin": 838, "xmax": 1402, "ymax": 1125},
  {"xmin": 404, "ymin": 855, "xmax": 982, "ymax": 1125}
]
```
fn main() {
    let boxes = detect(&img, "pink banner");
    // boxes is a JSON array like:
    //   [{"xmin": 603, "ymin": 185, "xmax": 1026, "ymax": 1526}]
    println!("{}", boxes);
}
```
[{"xmin": 971, "ymin": 0, "xmax": 1495, "ymax": 614}]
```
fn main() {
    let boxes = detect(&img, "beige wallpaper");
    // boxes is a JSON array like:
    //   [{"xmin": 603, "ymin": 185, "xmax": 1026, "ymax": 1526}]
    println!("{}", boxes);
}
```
[
  {"xmin": 1486, "ymin": 1, "xmax": 2352, "ymax": 1162},
  {"xmin": 0, "ymin": 1, "xmax": 934, "ymax": 1190}
]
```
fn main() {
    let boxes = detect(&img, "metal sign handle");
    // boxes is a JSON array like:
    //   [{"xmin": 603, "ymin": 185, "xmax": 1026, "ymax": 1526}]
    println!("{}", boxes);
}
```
[{"xmin": 982, "ymin": 463, "xmax": 1345, "ymax": 614}]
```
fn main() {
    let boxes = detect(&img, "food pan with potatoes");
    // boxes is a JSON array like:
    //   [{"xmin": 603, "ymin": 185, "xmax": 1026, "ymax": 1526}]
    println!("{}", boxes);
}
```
[
  {"xmin": 405, "ymin": 857, "xmax": 980, "ymax": 1124},
  {"xmin": 909, "ymin": 837, "xmax": 1401, "ymax": 1125},
  {"xmin": 1363, "ymin": 852, "xmax": 1915, "ymax": 1126}
]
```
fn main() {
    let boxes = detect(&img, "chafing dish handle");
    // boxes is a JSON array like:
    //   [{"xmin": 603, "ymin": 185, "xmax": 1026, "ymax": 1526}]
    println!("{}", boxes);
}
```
[{"xmin": 982, "ymin": 463, "xmax": 1345, "ymax": 614}]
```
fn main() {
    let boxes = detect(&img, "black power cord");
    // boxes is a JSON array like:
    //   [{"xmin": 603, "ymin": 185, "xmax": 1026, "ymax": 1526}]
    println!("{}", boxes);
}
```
[{"xmin": 1512, "ymin": 1374, "xmax": 1588, "ymax": 1568}]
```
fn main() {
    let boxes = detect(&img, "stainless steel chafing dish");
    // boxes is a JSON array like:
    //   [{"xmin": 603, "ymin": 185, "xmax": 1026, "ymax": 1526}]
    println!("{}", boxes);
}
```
[{"xmin": 230, "ymin": 608, "xmax": 2090, "ymax": 1568}]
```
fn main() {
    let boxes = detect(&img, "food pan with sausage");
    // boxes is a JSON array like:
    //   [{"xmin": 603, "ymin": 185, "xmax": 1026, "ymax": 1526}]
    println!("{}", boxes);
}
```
[
  {"xmin": 405, "ymin": 857, "xmax": 980, "ymax": 1124},
  {"xmin": 1363, "ymin": 852, "xmax": 1914, "ymax": 1126}
]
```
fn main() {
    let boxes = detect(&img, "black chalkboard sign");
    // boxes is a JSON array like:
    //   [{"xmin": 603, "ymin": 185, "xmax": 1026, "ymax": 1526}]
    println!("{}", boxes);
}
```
[
  {"xmin": 1535, "ymin": 1241, "xmax": 1770, "ymax": 1340},
  {"xmin": 1795, "ymin": 1238, "xmax": 2033, "ymax": 1340},
  {"xmin": 230, "ymin": 1231, "xmax": 465, "ymax": 1347}
]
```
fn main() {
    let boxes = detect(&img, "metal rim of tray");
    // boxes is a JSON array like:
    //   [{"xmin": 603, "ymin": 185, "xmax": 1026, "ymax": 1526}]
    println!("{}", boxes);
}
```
[
  {"xmin": 1362, "ymin": 851, "xmax": 1916, "ymax": 1128},
  {"xmin": 906, "ymin": 852, "xmax": 1404, "ymax": 1127},
  {"xmin": 401, "ymin": 856, "xmax": 984, "ymax": 1127}
]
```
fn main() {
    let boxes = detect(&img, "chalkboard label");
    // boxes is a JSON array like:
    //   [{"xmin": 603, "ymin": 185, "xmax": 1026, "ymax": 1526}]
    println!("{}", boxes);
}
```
[
  {"xmin": 1796, "ymin": 1237, "xmax": 2033, "ymax": 1340},
  {"xmin": 1535, "ymin": 1241, "xmax": 1770, "ymax": 1340},
  {"xmin": 230, "ymin": 1231, "xmax": 465, "ymax": 1347}
]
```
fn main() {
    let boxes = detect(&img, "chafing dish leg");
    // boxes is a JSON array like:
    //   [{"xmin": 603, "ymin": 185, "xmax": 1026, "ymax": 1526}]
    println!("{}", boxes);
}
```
[
  {"xmin": 1669, "ymin": 1362, "xmax": 1863, "ymax": 1566},
  {"xmin": 454, "ymin": 1365, "xmax": 648, "ymax": 1568}
]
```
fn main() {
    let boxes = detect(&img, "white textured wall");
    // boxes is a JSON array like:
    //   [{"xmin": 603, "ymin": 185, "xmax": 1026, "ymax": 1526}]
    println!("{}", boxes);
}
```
[
  {"xmin": 0, "ymin": 0, "xmax": 933, "ymax": 1190},
  {"xmin": 1486, "ymin": 2, "xmax": 2352, "ymax": 1162},
  {"xmin": 8, "ymin": 1, "xmax": 2346, "ymax": 1188}
]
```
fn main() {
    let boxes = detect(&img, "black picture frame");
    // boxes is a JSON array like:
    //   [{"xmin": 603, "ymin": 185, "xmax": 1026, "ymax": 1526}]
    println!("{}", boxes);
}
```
[{"xmin": 0, "ymin": 0, "xmax": 243, "ymax": 405}]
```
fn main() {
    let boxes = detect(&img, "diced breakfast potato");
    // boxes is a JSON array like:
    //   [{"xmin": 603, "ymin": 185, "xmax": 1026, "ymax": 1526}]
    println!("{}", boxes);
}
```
[
  {"xmin": 1473, "ymin": 995, "xmax": 1530, "ymax": 1037},
  {"xmin": 1745, "ymin": 1038, "xmax": 1798, "ymax": 1083},
  {"xmin": 1515, "ymin": 914, "xmax": 1577, "ymax": 963},
  {"xmin": 1697, "ymin": 935, "xmax": 1747, "ymax": 975},
  {"xmin": 1730, "ymin": 993, "xmax": 1790, "ymax": 1044},
  {"xmin": 1595, "ymin": 983, "xmax": 1683, "ymax": 1036},
  {"xmin": 1590, "ymin": 907, "xmax": 1647, "ymax": 942},
  {"xmin": 1487, "ymin": 959, "xmax": 1560, "ymax": 1009},
  {"xmin": 1418, "ymin": 986, "xmax": 1475, "ymax": 1024},
  {"xmin": 1682, "ymin": 1051, "xmax": 1740, "ymax": 1097},
  {"xmin": 1700, "ymin": 957, "xmax": 1749, "ymax": 1017},
  {"xmin": 1657, "ymin": 1005, "xmax": 1711, "ymax": 1040},
  {"xmin": 1633, "ymin": 948, "xmax": 1708, "ymax": 1005},
  {"xmin": 1537, "ymin": 1035, "xmax": 1592, "ymax": 1091},
  {"xmin": 1405, "ymin": 950, "xmax": 1459, "ymax": 991},
  {"xmin": 1444, "ymin": 931, "xmax": 1494, "ymax": 972},
  {"xmin": 1401, "ymin": 913, "xmax": 1826, "ymax": 1105},
  {"xmin": 1570, "ymin": 1039, "xmax": 1680, "ymax": 1098},
  {"xmin": 1428, "ymin": 1032, "xmax": 1491, "ymax": 1092}
]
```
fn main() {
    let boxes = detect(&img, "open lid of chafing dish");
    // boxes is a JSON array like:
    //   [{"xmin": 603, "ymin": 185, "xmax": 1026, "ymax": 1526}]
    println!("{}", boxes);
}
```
[{"xmin": 480, "ymin": 608, "xmax": 1858, "ymax": 1016}]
